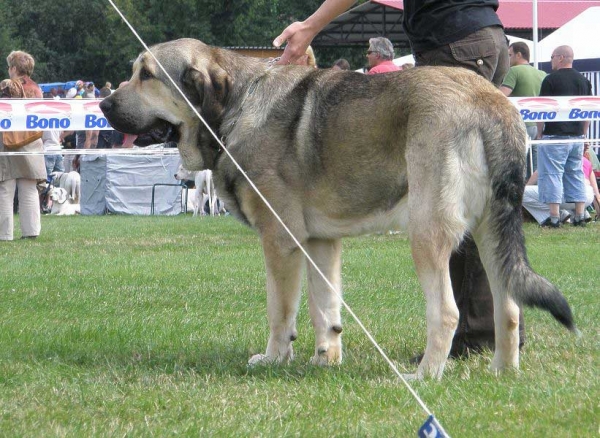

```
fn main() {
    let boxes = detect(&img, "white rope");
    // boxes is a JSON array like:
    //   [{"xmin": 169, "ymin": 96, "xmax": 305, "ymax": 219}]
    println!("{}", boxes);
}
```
[
  {"xmin": 105, "ymin": 2, "xmax": 437, "ymax": 413},
  {"xmin": 0, "ymin": 147, "xmax": 180, "ymax": 156}
]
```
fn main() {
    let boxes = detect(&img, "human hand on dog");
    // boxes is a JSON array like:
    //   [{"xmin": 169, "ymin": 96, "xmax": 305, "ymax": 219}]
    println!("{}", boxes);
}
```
[
  {"xmin": 273, "ymin": 21, "xmax": 314, "ymax": 65},
  {"xmin": 273, "ymin": 0, "xmax": 354, "ymax": 65}
]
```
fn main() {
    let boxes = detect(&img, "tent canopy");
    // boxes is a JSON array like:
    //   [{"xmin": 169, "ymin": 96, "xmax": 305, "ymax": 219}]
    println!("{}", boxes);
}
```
[
  {"xmin": 536, "ymin": 7, "xmax": 600, "ymax": 71},
  {"xmin": 312, "ymin": 0, "xmax": 600, "ymax": 48}
]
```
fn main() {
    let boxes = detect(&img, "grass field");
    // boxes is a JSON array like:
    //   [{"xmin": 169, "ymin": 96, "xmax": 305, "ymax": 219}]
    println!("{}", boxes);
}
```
[{"xmin": 0, "ymin": 214, "xmax": 598, "ymax": 437}]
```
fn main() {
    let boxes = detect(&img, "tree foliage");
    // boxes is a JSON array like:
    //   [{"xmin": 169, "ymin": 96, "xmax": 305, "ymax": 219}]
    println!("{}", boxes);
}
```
[{"xmin": 0, "ymin": 0, "xmax": 361, "ymax": 85}]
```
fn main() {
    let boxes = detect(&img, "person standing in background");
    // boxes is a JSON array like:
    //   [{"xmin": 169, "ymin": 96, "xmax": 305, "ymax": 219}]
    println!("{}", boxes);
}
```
[
  {"xmin": 0, "ymin": 51, "xmax": 46, "ymax": 240},
  {"xmin": 331, "ymin": 58, "xmax": 350, "ymax": 71},
  {"xmin": 535, "ymin": 45, "xmax": 592, "ymax": 228},
  {"xmin": 501, "ymin": 42, "xmax": 547, "ymax": 178},
  {"xmin": 365, "ymin": 37, "xmax": 400, "ymax": 74}
]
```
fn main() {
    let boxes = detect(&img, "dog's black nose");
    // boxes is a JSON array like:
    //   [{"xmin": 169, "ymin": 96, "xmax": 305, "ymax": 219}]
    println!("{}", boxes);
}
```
[{"xmin": 99, "ymin": 98, "xmax": 112, "ymax": 115}]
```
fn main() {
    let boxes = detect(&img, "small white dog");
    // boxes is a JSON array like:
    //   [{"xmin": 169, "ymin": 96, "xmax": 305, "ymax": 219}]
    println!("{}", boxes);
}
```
[
  {"xmin": 51, "ymin": 171, "xmax": 81, "ymax": 204},
  {"xmin": 49, "ymin": 187, "xmax": 80, "ymax": 215},
  {"xmin": 174, "ymin": 164, "xmax": 220, "ymax": 216}
]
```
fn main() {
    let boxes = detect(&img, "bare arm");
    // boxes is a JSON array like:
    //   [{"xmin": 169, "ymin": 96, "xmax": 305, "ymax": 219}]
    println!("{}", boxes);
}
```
[
  {"xmin": 500, "ymin": 85, "xmax": 513, "ymax": 97},
  {"xmin": 536, "ymin": 122, "xmax": 544, "ymax": 139},
  {"xmin": 589, "ymin": 168, "xmax": 600, "ymax": 198},
  {"xmin": 273, "ymin": 0, "xmax": 356, "ymax": 65},
  {"xmin": 84, "ymin": 130, "xmax": 98, "ymax": 149},
  {"xmin": 583, "ymin": 120, "xmax": 591, "ymax": 137},
  {"xmin": 527, "ymin": 170, "xmax": 538, "ymax": 185}
]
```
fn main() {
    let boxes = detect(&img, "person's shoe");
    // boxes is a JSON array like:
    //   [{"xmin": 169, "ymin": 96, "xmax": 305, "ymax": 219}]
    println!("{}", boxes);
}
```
[
  {"xmin": 20, "ymin": 235, "xmax": 37, "ymax": 239},
  {"xmin": 540, "ymin": 217, "xmax": 561, "ymax": 228},
  {"xmin": 559, "ymin": 210, "xmax": 571, "ymax": 224},
  {"xmin": 572, "ymin": 218, "xmax": 587, "ymax": 227}
]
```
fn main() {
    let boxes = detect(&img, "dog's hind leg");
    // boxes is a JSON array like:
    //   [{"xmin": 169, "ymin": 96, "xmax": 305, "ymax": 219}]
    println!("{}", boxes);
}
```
[
  {"xmin": 471, "ymin": 217, "xmax": 520, "ymax": 373},
  {"xmin": 206, "ymin": 171, "xmax": 216, "ymax": 216},
  {"xmin": 305, "ymin": 238, "xmax": 343, "ymax": 366},
  {"xmin": 248, "ymin": 237, "xmax": 304, "ymax": 366}
]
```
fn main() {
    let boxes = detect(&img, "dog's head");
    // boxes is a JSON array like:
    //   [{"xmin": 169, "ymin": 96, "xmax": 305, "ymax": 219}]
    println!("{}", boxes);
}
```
[
  {"xmin": 100, "ymin": 38, "xmax": 232, "ymax": 170},
  {"xmin": 174, "ymin": 164, "xmax": 195, "ymax": 181},
  {"xmin": 49, "ymin": 187, "xmax": 68, "ymax": 204}
]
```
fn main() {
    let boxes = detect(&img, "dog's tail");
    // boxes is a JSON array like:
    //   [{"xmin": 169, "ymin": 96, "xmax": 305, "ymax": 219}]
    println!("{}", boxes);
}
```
[{"xmin": 480, "ymin": 104, "xmax": 578, "ymax": 334}]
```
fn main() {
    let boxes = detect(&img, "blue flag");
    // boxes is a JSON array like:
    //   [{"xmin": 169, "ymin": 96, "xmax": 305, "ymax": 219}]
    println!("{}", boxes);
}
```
[{"xmin": 418, "ymin": 415, "xmax": 449, "ymax": 438}]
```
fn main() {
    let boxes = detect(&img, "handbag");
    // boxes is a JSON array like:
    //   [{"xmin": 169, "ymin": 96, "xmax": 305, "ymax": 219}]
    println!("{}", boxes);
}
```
[
  {"xmin": 0, "ymin": 78, "xmax": 43, "ymax": 149},
  {"xmin": 3, "ymin": 131, "xmax": 43, "ymax": 149}
]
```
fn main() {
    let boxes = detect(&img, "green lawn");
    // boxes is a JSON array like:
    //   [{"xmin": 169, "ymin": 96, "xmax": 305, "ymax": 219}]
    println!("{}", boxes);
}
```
[{"xmin": 0, "ymin": 215, "xmax": 598, "ymax": 437}]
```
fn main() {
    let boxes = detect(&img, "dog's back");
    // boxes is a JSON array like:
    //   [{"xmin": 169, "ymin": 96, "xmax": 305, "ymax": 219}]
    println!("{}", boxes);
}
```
[{"xmin": 51, "ymin": 171, "xmax": 81, "ymax": 204}]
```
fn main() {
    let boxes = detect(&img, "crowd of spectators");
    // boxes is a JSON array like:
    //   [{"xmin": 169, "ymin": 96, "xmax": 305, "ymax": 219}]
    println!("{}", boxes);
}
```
[{"xmin": 2, "ymin": 13, "xmax": 599, "ymax": 242}]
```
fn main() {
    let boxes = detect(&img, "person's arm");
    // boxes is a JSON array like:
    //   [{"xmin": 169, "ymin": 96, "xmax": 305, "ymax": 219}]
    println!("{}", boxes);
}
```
[
  {"xmin": 583, "ymin": 120, "xmax": 590, "ymax": 137},
  {"xmin": 500, "ymin": 86, "xmax": 513, "ymax": 97},
  {"xmin": 536, "ymin": 77, "xmax": 550, "ymax": 139},
  {"xmin": 84, "ymin": 130, "xmax": 98, "ymax": 149},
  {"xmin": 535, "ymin": 122, "xmax": 544, "ymax": 139},
  {"xmin": 589, "ymin": 167, "xmax": 600, "ymax": 198},
  {"xmin": 273, "ymin": 0, "xmax": 356, "ymax": 65},
  {"xmin": 526, "ymin": 170, "xmax": 538, "ymax": 185}
]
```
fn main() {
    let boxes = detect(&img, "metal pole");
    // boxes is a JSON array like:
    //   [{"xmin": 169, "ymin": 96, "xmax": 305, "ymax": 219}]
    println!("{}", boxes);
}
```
[{"xmin": 532, "ymin": 0, "xmax": 539, "ymax": 68}]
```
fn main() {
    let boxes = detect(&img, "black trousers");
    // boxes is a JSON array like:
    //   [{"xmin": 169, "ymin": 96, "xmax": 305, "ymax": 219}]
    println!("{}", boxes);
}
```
[{"xmin": 449, "ymin": 235, "xmax": 525, "ymax": 356}]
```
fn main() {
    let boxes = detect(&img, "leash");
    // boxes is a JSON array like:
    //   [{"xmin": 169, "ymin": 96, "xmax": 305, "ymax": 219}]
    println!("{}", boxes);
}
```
[{"xmin": 106, "ymin": 2, "xmax": 449, "ymax": 436}]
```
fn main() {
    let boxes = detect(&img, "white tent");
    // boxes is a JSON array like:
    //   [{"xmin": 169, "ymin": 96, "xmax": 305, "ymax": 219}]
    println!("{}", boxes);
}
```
[
  {"xmin": 393, "ymin": 54, "xmax": 415, "ymax": 67},
  {"xmin": 506, "ymin": 35, "xmax": 534, "ymax": 55},
  {"xmin": 537, "ymin": 7, "xmax": 600, "ymax": 64}
]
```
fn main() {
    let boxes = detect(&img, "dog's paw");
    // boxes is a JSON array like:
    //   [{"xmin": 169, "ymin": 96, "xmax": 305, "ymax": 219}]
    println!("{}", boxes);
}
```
[
  {"xmin": 247, "ymin": 354, "xmax": 273, "ymax": 367},
  {"xmin": 400, "ymin": 373, "xmax": 422, "ymax": 381},
  {"xmin": 309, "ymin": 345, "xmax": 342, "ymax": 366}
]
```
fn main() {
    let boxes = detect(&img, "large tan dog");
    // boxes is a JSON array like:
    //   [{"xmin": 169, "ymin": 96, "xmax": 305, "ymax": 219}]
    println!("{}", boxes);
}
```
[{"xmin": 101, "ymin": 38, "xmax": 577, "ymax": 379}]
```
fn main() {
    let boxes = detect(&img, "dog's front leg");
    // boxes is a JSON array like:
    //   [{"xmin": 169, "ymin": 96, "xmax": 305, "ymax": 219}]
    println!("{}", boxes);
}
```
[
  {"xmin": 306, "ymin": 238, "xmax": 343, "ymax": 366},
  {"xmin": 409, "ymin": 236, "xmax": 459, "ymax": 380},
  {"xmin": 248, "ymin": 238, "xmax": 304, "ymax": 367}
]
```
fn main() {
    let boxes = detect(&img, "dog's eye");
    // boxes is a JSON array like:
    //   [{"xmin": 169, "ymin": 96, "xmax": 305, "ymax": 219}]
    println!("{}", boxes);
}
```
[{"xmin": 139, "ymin": 68, "xmax": 153, "ymax": 81}]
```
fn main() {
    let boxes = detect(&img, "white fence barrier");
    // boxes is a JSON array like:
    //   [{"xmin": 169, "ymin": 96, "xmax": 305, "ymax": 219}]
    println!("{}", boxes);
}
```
[{"xmin": 0, "ymin": 97, "xmax": 599, "ymax": 132}]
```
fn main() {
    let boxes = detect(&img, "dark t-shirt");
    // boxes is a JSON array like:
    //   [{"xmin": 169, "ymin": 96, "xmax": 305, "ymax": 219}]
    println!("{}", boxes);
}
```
[
  {"xmin": 96, "ymin": 130, "xmax": 113, "ymax": 149},
  {"xmin": 402, "ymin": 0, "xmax": 502, "ymax": 53},
  {"xmin": 76, "ymin": 131, "xmax": 86, "ymax": 149},
  {"xmin": 539, "ymin": 68, "xmax": 592, "ymax": 136}
]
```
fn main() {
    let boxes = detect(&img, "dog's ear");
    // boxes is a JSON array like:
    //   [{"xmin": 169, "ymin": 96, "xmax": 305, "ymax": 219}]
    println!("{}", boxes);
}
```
[
  {"xmin": 57, "ymin": 188, "xmax": 67, "ymax": 204},
  {"xmin": 182, "ymin": 63, "xmax": 230, "ymax": 122}
]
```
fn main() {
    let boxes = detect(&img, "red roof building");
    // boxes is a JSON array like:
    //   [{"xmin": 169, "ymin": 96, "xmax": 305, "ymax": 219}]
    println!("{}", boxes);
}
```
[{"xmin": 313, "ymin": 0, "xmax": 600, "ymax": 47}]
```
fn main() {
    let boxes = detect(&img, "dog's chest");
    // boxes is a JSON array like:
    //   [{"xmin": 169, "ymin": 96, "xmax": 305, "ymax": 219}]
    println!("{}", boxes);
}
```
[{"xmin": 304, "ymin": 198, "xmax": 409, "ymax": 238}]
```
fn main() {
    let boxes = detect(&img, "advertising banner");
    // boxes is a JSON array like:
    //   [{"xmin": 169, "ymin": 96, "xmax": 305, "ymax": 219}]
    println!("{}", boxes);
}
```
[
  {"xmin": 0, "ymin": 99, "xmax": 111, "ymax": 131},
  {"xmin": 0, "ymin": 96, "xmax": 599, "ymax": 131}
]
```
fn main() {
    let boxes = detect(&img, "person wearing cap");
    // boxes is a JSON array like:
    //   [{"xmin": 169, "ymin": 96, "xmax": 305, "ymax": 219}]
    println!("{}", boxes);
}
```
[
  {"xmin": 75, "ymin": 80, "xmax": 88, "ymax": 98},
  {"xmin": 85, "ymin": 82, "xmax": 95, "ymax": 99},
  {"xmin": 366, "ymin": 37, "xmax": 400, "ymax": 74}
]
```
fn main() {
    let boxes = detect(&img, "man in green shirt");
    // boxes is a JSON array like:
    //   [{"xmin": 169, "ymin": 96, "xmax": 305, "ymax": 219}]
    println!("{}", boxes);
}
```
[{"xmin": 501, "ymin": 42, "xmax": 547, "ymax": 177}]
